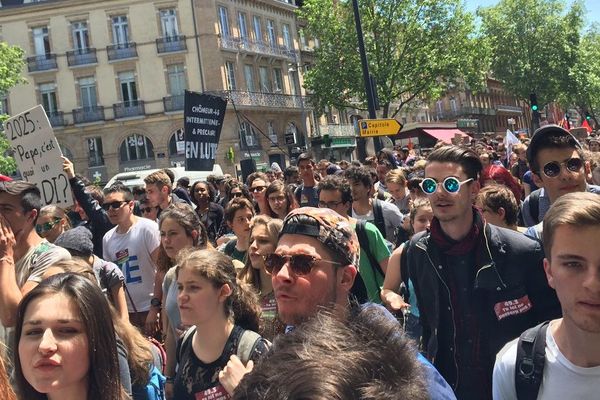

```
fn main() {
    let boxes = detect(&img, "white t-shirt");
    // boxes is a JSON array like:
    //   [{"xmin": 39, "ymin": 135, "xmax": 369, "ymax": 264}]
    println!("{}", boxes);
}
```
[
  {"xmin": 103, "ymin": 217, "xmax": 160, "ymax": 312},
  {"xmin": 493, "ymin": 320, "xmax": 600, "ymax": 399}
]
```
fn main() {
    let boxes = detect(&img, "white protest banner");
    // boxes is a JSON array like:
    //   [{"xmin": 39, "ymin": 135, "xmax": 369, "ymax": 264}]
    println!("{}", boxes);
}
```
[{"xmin": 4, "ymin": 105, "xmax": 73, "ymax": 207}]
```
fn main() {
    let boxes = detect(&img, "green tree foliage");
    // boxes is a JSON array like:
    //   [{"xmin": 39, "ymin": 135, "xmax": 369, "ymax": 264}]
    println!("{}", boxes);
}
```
[
  {"xmin": 298, "ymin": 0, "xmax": 487, "ymax": 118},
  {"xmin": 478, "ymin": 0, "xmax": 584, "ymax": 109},
  {"xmin": 0, "ymin": 42, "xmax": 26, "ymax": 175},
  {"xmin": 559, "ymin": 27, "xmax": 600, "ymax": 123}
]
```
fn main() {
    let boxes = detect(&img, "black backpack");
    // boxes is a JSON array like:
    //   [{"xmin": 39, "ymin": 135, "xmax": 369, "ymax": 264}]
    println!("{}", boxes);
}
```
[{"xmin": 514, "ymin": 321, "xmax": 550, "ymax": 400}]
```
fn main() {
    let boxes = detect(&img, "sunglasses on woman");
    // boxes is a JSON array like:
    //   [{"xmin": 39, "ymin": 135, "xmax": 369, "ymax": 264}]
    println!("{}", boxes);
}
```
[
  {"xmin": 419, "ymin": 177, "xmax": 473, "ymax": 195},
  {"xmin": 141, "ymin": 206, "xmax": 157, "ymax": 214},
  {"xmin": 263, "ymin": 253, "xmax": 342, "ymax": 276},
  {"xmin": 35, "ymin": 218, "xmax": 62, "ymax": 235},
  {"xmin": 541, "ymin": 157, "xmax": 583, "ymax": 178}
]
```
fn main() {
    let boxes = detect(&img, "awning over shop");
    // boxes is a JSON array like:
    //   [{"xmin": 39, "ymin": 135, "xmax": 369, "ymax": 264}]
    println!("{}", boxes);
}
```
[{"xmin": 422, "ymin": 129, "xmax": 469, "ymax": 144}]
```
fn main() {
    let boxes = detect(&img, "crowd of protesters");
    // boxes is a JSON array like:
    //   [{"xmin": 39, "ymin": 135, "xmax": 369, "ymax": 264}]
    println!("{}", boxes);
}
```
[{"xmin": 0, "ymin": 123, "xmax": 598, "ymax": 399}]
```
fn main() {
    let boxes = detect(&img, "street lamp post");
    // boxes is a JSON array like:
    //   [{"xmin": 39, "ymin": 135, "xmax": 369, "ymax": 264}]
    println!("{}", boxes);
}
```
[{"xmin": 288, "ymin": 63, "xmax": 310, "ymax": 152}]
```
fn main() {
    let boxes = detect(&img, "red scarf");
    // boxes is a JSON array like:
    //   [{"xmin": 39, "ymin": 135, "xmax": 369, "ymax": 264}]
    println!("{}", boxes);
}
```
[{"xmin": 429, "ymin": 207, "xmax": 484, "ymax": 256}]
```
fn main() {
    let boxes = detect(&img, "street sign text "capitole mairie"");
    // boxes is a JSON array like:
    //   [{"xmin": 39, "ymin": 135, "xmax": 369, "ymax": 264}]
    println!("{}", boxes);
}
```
[{"xmin": 358, "ymin": 119, "xmax": 403, "ymax": 137}]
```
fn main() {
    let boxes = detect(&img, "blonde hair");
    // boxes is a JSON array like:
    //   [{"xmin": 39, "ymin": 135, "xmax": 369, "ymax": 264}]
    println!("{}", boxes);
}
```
[
  {"xmin": 39, "ymin": 204, "xmax": 72, "ymax": 230},
  {"xmin": 238, "ymin": 216, "xmax": 283, "ymax": 289},
  {"xmin": 385, "ymin": 169, "xmax": 407, "ymax": 186},
  {"xmin": 0, "ymin": 353, "xmax": 16, "ymax": 400}
]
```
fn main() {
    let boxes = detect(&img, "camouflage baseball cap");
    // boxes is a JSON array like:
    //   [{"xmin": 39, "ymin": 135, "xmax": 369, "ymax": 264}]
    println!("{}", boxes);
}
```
[{"xmin": 280, "ymin": 207, "xmax": 360, "ymax": 267}]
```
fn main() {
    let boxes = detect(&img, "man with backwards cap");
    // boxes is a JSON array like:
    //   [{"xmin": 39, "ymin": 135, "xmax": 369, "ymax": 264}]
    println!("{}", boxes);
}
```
[
  {"xmin": 264, "ymin": 206, "xmax": 457, "ymax": 399},
  {"xmin": 520, "ymin": 124, "xmax": 600, "ymax": 228}
]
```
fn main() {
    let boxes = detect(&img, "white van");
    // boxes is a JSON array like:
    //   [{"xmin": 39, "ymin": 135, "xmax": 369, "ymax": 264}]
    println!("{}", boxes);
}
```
[{"xmin": 103, "ymin": 165, "xmax": 224, "ymax": 190}]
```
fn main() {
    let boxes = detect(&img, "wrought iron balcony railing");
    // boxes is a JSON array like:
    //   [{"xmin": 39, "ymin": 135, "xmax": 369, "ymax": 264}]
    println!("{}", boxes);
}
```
[
  {"xmin": 66, "ymin": 48, "xmax": 98, "ymax": 67},
  {"xmin": 46, "ymin": 111, "xmax": 64, "ymax": 127},
  {"xmin": 213, "ymin": 90, "xmax": 308, "ymax": 109},
  {"xmin": 27, "ymin": 54, "xmax": 58, "ymax": 72},
  {"xmin": 113, "ymin": 100, "xmax": 145, "ymax": 119},
  {"xmin": 156, "ymin": 35, "xmax": 187, "ymax": 54},
  {"xmin": 73, "ymin": 106, "xmax": 105, "ymax": 124},
  {"xmin": 219, "ymin": 36, "xmax": 297, "ymax": 62},
  {"xmin": 107, "ymin": 42, "xmax": 138, "ymax": 61},
  {"xmin": 163, "ymin": 95, "xmax": 184, "ymax": 112}
]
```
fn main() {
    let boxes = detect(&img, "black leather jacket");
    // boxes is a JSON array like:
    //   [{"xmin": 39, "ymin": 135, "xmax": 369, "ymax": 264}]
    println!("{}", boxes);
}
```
[{"xmin": 406, "ymin": 223, "xmax": 561, "ymax": 393}]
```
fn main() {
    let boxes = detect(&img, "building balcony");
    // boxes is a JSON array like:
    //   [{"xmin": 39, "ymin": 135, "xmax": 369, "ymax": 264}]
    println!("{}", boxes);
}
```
[
  {"xmin": 216, "ymin": 90, "xmax": 308, "ymax": 109},
  {"xmin": 156, "ymin": 35, "xmax": 187, "ymax": 54},
  {"xmin": 163, "ymin": 95, "xmax": 184, "ymax": 112},
  {"xmin": 107, "ymin": 42, "xmax": 137, "ymax": 61},
  {"xmin": 27, "ymin": 54, "xmax": 57, "ymax": 73},
  {"xmin": 317, "ymin": 124, "xmax": 356, "ymax": 137},
  {"xmin": 219, "ymin": 36, "xmax": 297, "ymax": 62},
  {"xmin": 66, "ymin": 48, "xmax": 98, "ymax": 67},
  {"xmin": 496, "ymin": 104, "xmax": 523, "ymax": 114},
  {"xmin": 113, "ymin": 100, "xmax": 145, "ymax": 119},
  {"xmin": 46, "ymin": 111, "xmax": 64, "ymax": 127},
  {"xmin": 73, "ymin": 106, "xmax": 105, "ymax": 124}
]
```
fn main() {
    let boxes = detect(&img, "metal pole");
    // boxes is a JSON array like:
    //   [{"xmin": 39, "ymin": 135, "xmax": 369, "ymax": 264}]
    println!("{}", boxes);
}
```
[{"xmin": 352, "ymin": 0, "xmax": 380, "ymax": 160}]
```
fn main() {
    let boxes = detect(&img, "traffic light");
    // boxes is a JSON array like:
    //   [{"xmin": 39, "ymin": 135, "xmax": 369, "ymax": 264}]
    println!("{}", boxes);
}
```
[
  {"xmin": 529, "ymin": 93, "xmax": 539, "ymax": 112},
  {"xmin": 586, "ymin": 112, "xmax": 592, "ymax": 121}
]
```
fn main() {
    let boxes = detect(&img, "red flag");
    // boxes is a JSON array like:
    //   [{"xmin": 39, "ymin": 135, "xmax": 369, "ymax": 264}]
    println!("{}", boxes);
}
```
[
  {"xmin": 559, "ymin": 114, "xmax": 571, "ymax": 130},
  {"xmin": 582, "ymin": 119, "xmax": 592, "ymax": 133}
]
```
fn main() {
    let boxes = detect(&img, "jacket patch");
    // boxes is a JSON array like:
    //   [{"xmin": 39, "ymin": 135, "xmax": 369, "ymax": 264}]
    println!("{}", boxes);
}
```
[{"xmin": 494, "ymin": 295, "xmax": 532, "ymax": 320}]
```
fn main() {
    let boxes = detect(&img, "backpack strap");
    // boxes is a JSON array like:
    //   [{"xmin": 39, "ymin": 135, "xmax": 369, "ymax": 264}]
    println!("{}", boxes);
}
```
[
  {"xmin": 372, "ymin": 199, "xmax": 386, "ymax": 239},
  {"xmin": 528, "ymin": 189, "xmax": 541, "ymax": 224},
  {"xmin": 294, "ymin": 184, "xmax": 302, "ymax": 206},
  {"xmin": 515, "ymin": 321, "xmax": 550, "ymax": 400},
  {"xmin": 236, "ymin": 330, "xmax": 268, "ymax": 364},
  {"xmin": 399, "ymin": 241, "xmax": 410, "ymax": 303},
  {"xmin": 177, "ymin": 326, "xmax": 197, "ymax": 365},
  {"xmin": 355, "ymin": 220, "xmax": 385, "ymax": 300}
]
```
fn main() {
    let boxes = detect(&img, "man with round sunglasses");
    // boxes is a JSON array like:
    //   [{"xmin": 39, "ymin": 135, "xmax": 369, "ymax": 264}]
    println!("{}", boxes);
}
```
[
  {"xmin": 404, "ymin": 145, "xmax": 561, "ymax": 399},
  {"xmin": 521, "ymin": 125, "xmax": 600, "ymax": 236},
  {"xmin": 521, "ymin": 125, "xmax": 600, "ymax": 228},
  {"xmin": 268, "ymin": 206, "xmax": 456, "ymax": 399}
]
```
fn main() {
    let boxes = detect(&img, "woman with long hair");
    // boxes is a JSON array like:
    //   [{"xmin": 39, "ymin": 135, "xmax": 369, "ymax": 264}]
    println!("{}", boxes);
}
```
[
  {"xmin": 36, "ymin": 205, "xmax": 72, "ymax": 243},
  {"xmin": 157, "ymin": 203, "xmax": 210, "ymax": 396},
  {"xmin": 189, "ymin": 180, "xmax": 224, "ymax": 245},
  {"xmin": 238, "ymin": 216, "xmax": 284, "ymax": 340},
  {"xmin": 0, "ymin": 353, "xmax": 16, "ymax": 400},
  {"xmin": 14, "ymin": 273, "xmax": 125, "ymax": 400},
  {"xmin": 174, "ymin": 249, "xmax": 270, "ymax": 398},
  {"xmin": 264, "ymin": 180, "xmax": 298, "ymax": 220},
  {"xmin": 246, "ymin": 172, "xmax": 270, "ymax": 216},
  {"xmin": 480, "ymin": 164, "xmax": 523, "ymax": 203}
]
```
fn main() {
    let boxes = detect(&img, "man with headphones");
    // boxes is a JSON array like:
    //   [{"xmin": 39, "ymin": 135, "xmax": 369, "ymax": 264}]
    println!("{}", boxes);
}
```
[{"xmin": 405, "ymin": 145, "xmax": 562, "ymax": 399}]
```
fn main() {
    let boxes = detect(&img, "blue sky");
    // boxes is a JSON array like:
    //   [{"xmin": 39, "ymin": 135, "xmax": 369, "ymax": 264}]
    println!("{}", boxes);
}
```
[{"xmin": 464, "ymin": 0, "xmax": 600, "ymax": 29}]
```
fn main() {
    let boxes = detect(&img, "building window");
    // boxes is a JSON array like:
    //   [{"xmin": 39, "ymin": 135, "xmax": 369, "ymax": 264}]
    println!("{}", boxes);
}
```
[
  {"xmin": 88, "ymin": 137, "xmax": 104, "ymax": 167},
  {"xmin": 282, "ymin": 24, "xmax": 291, "ymax": 49},
  {"xmin": 240, "ymin": 121, "xmax": 258, "ymax": 148},
  {"xmin": 259, "ymin": 66, "xmax": 270, "ymax": 92},
  {"xmin": 266, "ymin": 20, "xmax": 276, "ymax": 46},
  {"xmin": 244, "ymin": 65, "xmax": 255, "ymax": 92},
  {"xmin": 253, "ymin": 16, "xmax": 262, "ymax": 43},
  {"xmin": 39, "ymin": 82, "xmax": 57, "ymax": 113},
  {"xmin": 289, "ymin": 69, "xmax": 299, "ymax": 95},
  {"xmin": 71, "ymin": 22, "xmax": 89, "ymax": 51},
  {"xmin": 160, "ymin": 9, "xmax": 179, "ymax": 38},
  {"xmin": 450, "ymin": 98, "xmax": 457, "ymax": 113},
  {"xmin": 119, "ymin": 133, "xmax": 154, "ymax": 161},
  {"xmin": 218, "ymin": 6, "xmax": 230, "ymax": 37},
  {"xmin": 168, "ymin": 128, "xmax": 185, "ymax": 156},
  {"xmin": 167, "ymin": 64, "xmax": 186, "ymax": 96},
  {"xmin": 118, "ymin": 71, "xmax": 138, "ymax": 105},
  {"xmin": 112, "ymin": 15, "xmax": 129, "ymax": 46},
  {"xmin": 225, "ymin": 62, "xmax": 237, "ymax": 90},
  {"xmin": 238, "ymin": 12, "xmax": 248, "ymax": 40},
  {"xmin": 273, "ymin": 68, "xmax": 283, "ymax": 93},
  {"xmin": 79, "ymin": 77, "xmax": 97, "ymax": 109},
  {"xmin": 32, "ymin": 26, "xmax": 51, "ymax": 56}
]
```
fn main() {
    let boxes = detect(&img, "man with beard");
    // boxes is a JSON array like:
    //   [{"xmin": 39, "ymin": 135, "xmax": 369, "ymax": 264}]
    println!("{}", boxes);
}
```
[{"xmin": 405, "ymin": 146, "xmax": 561, "ymax": 399}]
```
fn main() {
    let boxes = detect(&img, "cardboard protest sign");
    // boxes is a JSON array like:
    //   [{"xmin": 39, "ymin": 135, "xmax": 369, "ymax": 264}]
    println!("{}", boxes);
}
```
[
  {"xmin": 4, "ymin": 105, "xmax": 73, "ymax": 207},
  {"xmin": 184, "ymin": 91, "xmax": 227, "ymax": 171}
]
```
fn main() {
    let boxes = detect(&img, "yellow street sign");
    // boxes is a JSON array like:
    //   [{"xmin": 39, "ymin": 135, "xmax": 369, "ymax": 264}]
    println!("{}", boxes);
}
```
[{"xmin": 358, "ymin": 119, "xmax": 403, "ymax": 137}]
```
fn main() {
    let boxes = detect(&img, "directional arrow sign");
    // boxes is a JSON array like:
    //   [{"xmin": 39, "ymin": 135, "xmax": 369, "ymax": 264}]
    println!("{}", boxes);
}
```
[{"xmin": 358, "ymin": 119, "xmax": 403, "ymax": 137}]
